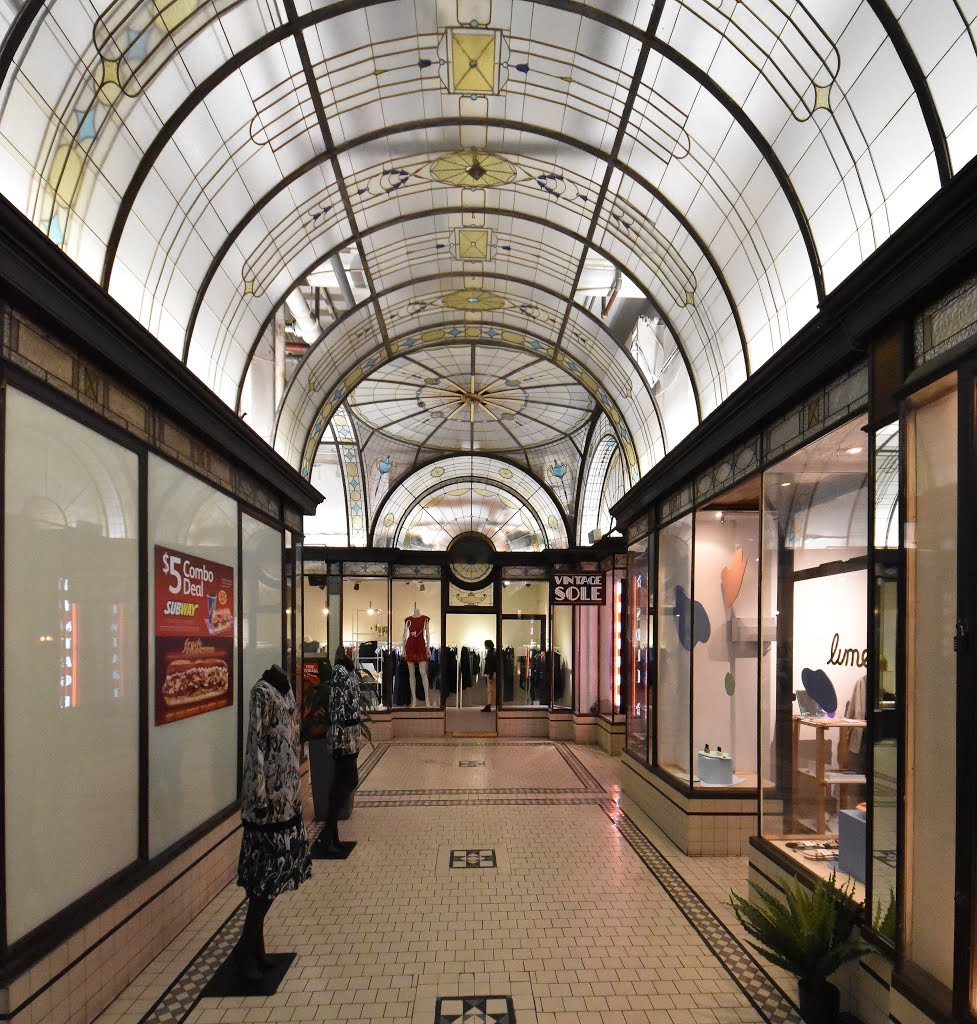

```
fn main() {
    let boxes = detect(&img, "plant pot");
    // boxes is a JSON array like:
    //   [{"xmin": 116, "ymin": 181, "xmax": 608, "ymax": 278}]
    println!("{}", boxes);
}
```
[
  {"xmin": 798, "ymin": 980, "xmax": 840, "ymax": 1024},
  {"xmin": 307, "ymin": 740, "xmax": 354, "ymax": 821}
]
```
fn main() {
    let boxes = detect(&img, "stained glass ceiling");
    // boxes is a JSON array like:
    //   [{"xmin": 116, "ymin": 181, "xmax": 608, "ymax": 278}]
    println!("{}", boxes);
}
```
[{"xmin": 1, "ymin": 0, "xmax": 975, "ymax": 548}]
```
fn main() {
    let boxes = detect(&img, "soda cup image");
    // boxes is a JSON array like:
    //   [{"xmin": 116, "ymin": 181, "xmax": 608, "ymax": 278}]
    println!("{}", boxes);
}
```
[{"xmin": 206, "ymin": 593, "xmax": 217, "ymax": 625}]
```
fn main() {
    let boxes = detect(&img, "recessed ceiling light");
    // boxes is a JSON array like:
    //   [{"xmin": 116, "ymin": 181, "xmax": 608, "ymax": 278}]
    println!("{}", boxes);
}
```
[
  {"xmin": 844, "ymin": 446, "xmax": 864, "ymax": 455},
  {"xmin": 780, "ymin": 482, "xmax": 791, "ymax": 488}
]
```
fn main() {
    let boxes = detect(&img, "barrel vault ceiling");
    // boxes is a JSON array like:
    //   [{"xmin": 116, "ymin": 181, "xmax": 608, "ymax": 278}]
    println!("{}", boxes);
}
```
[{"xmin": 1, "ymin": 0, "xmax": 974, "ymax": 548}]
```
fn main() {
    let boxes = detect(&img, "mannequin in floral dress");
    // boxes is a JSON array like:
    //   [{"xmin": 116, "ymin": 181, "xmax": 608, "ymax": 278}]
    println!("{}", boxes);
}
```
[{"xmin": 402, "ymin": 604, "xmax": 431, "ymax": 707}]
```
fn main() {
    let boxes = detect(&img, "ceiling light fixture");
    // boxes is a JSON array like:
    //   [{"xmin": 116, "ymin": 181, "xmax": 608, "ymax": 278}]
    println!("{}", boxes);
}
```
[{"xmin": 844, "ymin": 445, "xmax": 864, "ymax": 455}]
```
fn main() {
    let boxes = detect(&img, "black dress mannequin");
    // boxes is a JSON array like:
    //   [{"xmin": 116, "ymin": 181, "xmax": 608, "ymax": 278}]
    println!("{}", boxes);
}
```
[{"xmin": 234, "ymin": 664, "xmax": 311, "ymax": 981}]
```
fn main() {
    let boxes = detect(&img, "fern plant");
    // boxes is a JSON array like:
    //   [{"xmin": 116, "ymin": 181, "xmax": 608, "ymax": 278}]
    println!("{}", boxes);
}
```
[
  {"xmin": 873, "ymin": 888, "xmax": 896, "ymax": 943},
  {"xmin": 729, "ymin": 872, "xmax": 871, "ymax": 984}
]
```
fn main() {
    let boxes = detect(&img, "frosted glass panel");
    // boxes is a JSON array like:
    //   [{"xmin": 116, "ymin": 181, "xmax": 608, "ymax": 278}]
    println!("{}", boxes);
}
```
[
  {"xmin": 4, "ymin": 390, "xmax": 139, "ymax": 942},
  {"xmin": 241, "ymin": 514, "xmax": 283, "ymax": 750},
  {"xmin": 148, "ymin": 456, "xmax": 238, "ymax": 857},
  {"xmin": 906, "ymin": 385, "xmax": 956, "ymax": 988}
]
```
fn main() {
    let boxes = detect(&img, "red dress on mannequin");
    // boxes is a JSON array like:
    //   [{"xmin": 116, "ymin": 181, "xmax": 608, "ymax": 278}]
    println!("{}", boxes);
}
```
[{"xmin": 404, "ymin": 614, "xmax": 430, "ymax": 662}]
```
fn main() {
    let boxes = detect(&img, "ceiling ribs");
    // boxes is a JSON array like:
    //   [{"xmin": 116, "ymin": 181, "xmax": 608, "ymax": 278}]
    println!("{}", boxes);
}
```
[
  {"xmin": 269, "ymin": 263, "xmax": 668, "ymax": 459},
  {"xmin": 280, "ymin": 0, "xmax": 391, "ymax": 356},
  {"xmin": 551, "ymin": 0, "xmax": 665, "ymax": 364},
  {"xmin": 185, "ymin": 117, "xmax": 756, "ymax": 376},
  {"xmin": 266, "ymin": 221, "xmax": 687, "ymax": 437}
]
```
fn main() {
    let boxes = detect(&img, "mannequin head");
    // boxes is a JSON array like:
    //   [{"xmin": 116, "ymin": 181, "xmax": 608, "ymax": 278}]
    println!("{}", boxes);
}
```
[{"xmin": 484, "ymin": 639, "xmax": 494, "ymax": 652}]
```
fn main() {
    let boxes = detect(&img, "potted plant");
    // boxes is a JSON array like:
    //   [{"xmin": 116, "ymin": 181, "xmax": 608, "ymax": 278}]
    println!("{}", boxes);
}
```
[{"xmin": 729, "ymin": 872, "xmax": 871, "ymax": 1024}]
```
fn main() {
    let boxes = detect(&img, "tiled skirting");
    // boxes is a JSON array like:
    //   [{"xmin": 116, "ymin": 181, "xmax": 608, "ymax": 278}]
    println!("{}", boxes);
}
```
[
  {"xmin": 495, "ymin": 709, "xmax": 549, "ymax": 738},
  {"xmin": 594, "ymin": 716, "xmax": 625, "ymax": 755},
  {"xmin": 2, "ymin": 814, "xmax": 241, "ymax": 1024},
  {"xmin": 620, "ymin": 753, "xmax": 761, "ymax": 856}
]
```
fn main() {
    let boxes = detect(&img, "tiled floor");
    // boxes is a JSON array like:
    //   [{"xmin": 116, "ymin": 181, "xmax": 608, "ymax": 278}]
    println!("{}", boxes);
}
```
[{"xmin": 95, "ymin": 741, "xmax": 801, "ymax": 1024}]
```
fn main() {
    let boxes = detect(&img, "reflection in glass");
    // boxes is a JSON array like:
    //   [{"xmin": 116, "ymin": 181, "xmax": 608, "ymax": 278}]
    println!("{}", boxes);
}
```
[
  {"xmin": 657, "ymin": 516, "xmax": 693, "ymax": 781},
  {"xmin": 759, "ymin": 418, "xmax": 869, "ymax": 900},
  {"xmin": 626, "ymin": 536, "xmax": 650, "ymax": 759},
  {"xmin": 5, "ymin": 390, "xmax": 139, "ymax": 942}
]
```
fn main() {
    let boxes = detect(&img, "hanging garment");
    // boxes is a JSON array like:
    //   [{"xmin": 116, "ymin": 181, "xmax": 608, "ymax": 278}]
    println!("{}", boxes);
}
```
[
  {"xmin": 553, "ymin": 652, "xmax": 566, "ymax": 701},
  {"xmin": 358, "ymin": 640, "xmax": 379, "ymax": 673},
  {"xmin": 394, "ymin": 657, "xmax": 412, "ymax": 706},
  {"xmin": 238, "ymin": 679, "xmax": 312, "ymax": 900},
  {"xmin": 404, "ymin": 614, "xmax": 430, "ymax": 662},
  {"xmin": 502, "ymin": 647, "xmax": 515, "ymax": 700}
]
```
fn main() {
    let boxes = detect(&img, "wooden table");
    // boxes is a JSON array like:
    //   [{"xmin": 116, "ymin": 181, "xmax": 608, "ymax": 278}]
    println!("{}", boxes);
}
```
[{"xmin": 791, "ymin": 715, "xmax": 867, "ymax": 834}]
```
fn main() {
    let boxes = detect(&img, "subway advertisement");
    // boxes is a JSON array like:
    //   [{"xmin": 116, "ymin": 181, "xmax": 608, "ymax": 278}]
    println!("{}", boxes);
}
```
[{"xmin": 154, "ymin": 545, "xmax": 235, "ymax": 725}]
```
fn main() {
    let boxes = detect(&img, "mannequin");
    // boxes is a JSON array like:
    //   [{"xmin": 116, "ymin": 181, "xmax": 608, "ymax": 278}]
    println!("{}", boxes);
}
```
[
  {"xmin": 236, "ymin": 664, "xmax": 311, "ymax": 981},
  {"xmin": 402, "ymin": 603, "xmax": 431, "ymax": 707},
  {"xmin": 481, "ymin": 638, "xmax": 497, "ymax": 712}
]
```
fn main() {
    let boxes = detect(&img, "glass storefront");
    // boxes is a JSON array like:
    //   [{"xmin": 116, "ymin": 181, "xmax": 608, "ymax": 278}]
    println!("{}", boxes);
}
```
[{"xmin": 759, "ymin": 418, "xmax": 870, "ymax": 896}]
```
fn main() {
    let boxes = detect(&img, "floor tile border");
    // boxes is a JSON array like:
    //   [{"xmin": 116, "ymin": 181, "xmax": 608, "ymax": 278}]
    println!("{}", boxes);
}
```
[
  {"xmin": 555, "ymin": 745, "xmax": 802, "ymax": 1024},
  {"xmin": 554, "ymin": 742, "xmax": 606, "ymax": 793},
  {"xmin": 604, "ymin": 802, "xmax": 800, "ymax": 1024}
]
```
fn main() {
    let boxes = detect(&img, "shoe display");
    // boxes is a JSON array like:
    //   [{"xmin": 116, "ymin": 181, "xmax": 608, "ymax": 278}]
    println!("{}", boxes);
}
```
[{"xmin": 480, "ymin": 704, "xmax": 491, "ymax": 712}]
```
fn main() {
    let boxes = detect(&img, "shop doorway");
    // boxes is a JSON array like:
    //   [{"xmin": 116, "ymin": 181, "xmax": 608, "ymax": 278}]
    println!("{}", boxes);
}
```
[{"xmin": 444, "ymin": 612, "xmax": 497, "ymax": 734}]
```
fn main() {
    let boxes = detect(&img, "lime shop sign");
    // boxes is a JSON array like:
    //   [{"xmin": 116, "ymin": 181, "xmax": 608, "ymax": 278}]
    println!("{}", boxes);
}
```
[{"xmin": 552, "ymin": 573, "xmax": 606, "ymax": 605}]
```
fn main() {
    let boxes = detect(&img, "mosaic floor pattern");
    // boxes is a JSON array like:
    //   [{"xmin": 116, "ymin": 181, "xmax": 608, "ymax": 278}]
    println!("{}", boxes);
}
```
[{"xmin": 95, "ymin": 740, "xmax": 801, "ymax": 1024}]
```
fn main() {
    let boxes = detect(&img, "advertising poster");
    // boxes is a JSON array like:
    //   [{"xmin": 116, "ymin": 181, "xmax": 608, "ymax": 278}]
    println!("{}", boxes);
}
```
[{"xmin": 154, "ymin": 545, "xmax": 235, "ymax": 726}]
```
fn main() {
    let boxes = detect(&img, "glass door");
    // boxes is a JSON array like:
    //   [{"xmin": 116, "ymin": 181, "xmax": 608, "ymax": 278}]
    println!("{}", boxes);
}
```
[{"xmin": 444, "ymin": 613, "xmax": 497, "ymax": 731}]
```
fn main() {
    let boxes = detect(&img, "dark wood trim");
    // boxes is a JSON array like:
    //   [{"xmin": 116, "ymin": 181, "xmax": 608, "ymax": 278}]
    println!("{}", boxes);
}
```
[
  {"xmin": 138, "ymin": 450, "xmax": 150, "ymax": 862},
  {"xmin": 0, "ymin": 371, "xmax": 7, "ymax": 952},
  {"xmin": 236, "ymin": 510, "xmax": 245, "ymax": 798},
  {"xmin": 891, "ymin": 964, "xmax": 955, "ymax": 1024},
  {"xmin": 613, "ymin": 154, "xmax": 977, "ymax": 529},
  {"xmin": 0, "ymin": 804, "xmax": 239, "ymax": 981},
  {"xmin": 953, "ymin": 363, "xmax": 977, "ymax": 1019},
  {"xmin": 898, "ymin": 327, "xmax": 977, "ymax": 403},
  {"xmin": 0, "ymin": 198, "xmax": 321, "ymax": 514}
]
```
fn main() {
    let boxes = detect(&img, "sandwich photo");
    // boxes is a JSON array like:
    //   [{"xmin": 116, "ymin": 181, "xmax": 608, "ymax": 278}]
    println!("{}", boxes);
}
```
[{"xmin": 162, "ymin": 653, "xmax": 229, "ymax": 706}]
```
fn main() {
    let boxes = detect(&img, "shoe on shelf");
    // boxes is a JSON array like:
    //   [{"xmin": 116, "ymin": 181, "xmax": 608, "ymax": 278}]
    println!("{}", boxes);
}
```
[{"xmin": 480, "ymin": 704, "xmax": 491, "ymax": 712}]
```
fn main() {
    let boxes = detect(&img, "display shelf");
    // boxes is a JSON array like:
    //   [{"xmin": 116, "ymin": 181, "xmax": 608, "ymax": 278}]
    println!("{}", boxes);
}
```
[{"xmin": 791, "ymin": 715, "xmax": 867, "ymax": 834}]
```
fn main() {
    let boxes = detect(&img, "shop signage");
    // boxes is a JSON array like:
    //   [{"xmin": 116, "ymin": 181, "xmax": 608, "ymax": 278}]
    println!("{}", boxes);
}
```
[
  {"xmin": 552, "ymin": 572, "xmax": 606, "ymax": 605},
  {"xmin": 154, "ymin": 545, "xmax": 235, "ymax": 726}
]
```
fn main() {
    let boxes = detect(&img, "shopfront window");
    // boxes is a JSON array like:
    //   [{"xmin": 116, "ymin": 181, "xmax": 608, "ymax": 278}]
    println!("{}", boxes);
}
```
[
  {"xmin": 551, "ymin": 603, "xmax": 573, "ymax": 710},
  {"xmin": 692, "ymin": 478, "xmax": 761, "ymax": 790},
  {"xmin": 4, "ymin": 389, "xmax": 140, "ymax": 942},
  {"xmin": 871, "ymin": 421, "xmax": 899, "ymax": 943},
  {"xmin": 502, "ymin": 581, "xmax": 547, "ymax": 706},
  {"xmin": 759, "ymin": 418, "xmax": 870, "ymax": 898},
  {"xmin": 657, "ymin": 515, "xmax": 693, "ymax": 781},
  {"xmin": 392, "ymin": 578, "xmax": 442, "ymax": 708},
  {"xmin": 626, "ymin": 535, "xmax": 651, "ymax": 760},
  {"xmin": 342, "ymin": 577, "xmax": 388, "ymax": 683}
]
